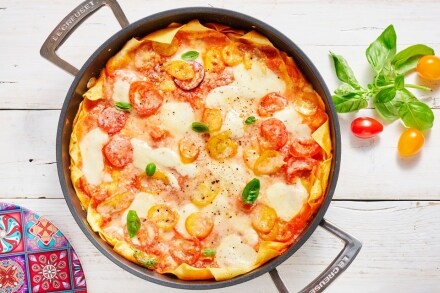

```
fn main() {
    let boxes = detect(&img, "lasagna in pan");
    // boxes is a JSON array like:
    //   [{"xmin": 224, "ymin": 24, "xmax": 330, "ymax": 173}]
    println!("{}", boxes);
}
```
[{"xmin": 70, "ymin": 20, "xmax": 332, "ymax": 281}]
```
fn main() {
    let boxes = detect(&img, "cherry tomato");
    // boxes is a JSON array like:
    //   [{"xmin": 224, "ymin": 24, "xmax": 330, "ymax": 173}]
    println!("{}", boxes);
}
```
[
  {"xmin": 289, "ymin": 138, "xmax": 321, "ymax": 158},
  {"xmin": 258, "ymin": 92, "xmax": 287, "ymax": 117},
  {"xmin": 129, "ymin": 81, "xmax": 163, "ymax": 117},
  {"xmin": 170, "ymin": 235, "xmax": 201, "ymax": 265},
  {"xmin": 206, "ymin": 131, "xmax": 238, "ymax": 160},
  {"xmin": 398, "ymin": 128, "xmax": 425, "ymax": 157},
  {"xmin": 285, "ymin": 157, "xmax": 317, "ymax": 183},
  {"xmin": 416, "ymin": 55, "xmax": 440, "ymax": 81},
  {"xmin": 185, "ymin": 212, "xmax": 214, "ymax": 239},
  {"xmin": 260, "ymin": 118, "xmax": 288, "ymax": 150},
  {"xmin": 351, "ymin": 117, "xmax": 383, "ymax": 138},
  {"xmin": 178, "ymin": 136, "xmax": 200, "ymax": 163}
]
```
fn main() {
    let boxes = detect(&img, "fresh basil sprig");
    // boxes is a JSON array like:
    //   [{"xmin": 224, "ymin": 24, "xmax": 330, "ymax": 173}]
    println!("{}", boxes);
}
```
[
  {"xmin": 127, "ymin": 210, "xmax": 141, "ymax": 238},
  {"xmin": 202, "ymin": 248, "xmax": 216, "ymax": 257},
  {"xmin": 115, "ymin": 101, "xmax": 132, "ymax": 111},
  {"xmin": 330, "ymin": 25, "xmax": 435, "ymax": 131}
]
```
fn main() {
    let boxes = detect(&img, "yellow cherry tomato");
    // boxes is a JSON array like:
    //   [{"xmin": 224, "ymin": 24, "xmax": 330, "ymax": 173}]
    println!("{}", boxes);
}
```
[
  {"xmin": 251, "ymin": 204, "xmax": 277, "ymax": 233},
  {"xmin": 253, "ymin": 150, "xmax": 285, "ymax": 175},
  {"xmin": 417, "ymin": 55, "xmax": 440, "ymax": 81},
  {"xmin": 191, "ymin": 182, "xmax": 220, "ymax": 207},
  {"xmin": 185, "ymin": 212, "xmax": 214, "ymax": 239},
  {"xmin": 147, "ymin": 204, "xmax": 178, "ymax": 231},
  {"xmin": 202, "ymin": 108, "xmax": 223, "ymax": 132},
  {"xmin": 398, "ymin": 128, "xmax": 425, "ymax": 157},
  {"xmin": 164, "ymin": 60, "xmax": 195, "ymax": 80},
  {"xmin": 206, "ymin": 131, "xmax": 238, "ymax": 160}
]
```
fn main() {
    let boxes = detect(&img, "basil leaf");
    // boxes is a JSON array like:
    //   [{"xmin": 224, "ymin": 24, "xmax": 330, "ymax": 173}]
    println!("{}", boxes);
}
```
[
  {"xmin": 145, "ymin": 163, "xmax": 156, "ymax": 176},
  {"xmin": 395, "ymin": 75, "xmax": 404, "ymax": 90},
  {"xmin": 366, "ymin": 25, "xmax": 397, "ymax": 73},
  {"xmin": 133, "ymin": 250, "xmax": 157, "ymax": 268},
  {"xmin": 191, "ymin": 122, "xmax": 210, "ymax": 133},
  {"xmin": 202, "ymin": 248, "xmax": 216, "ymax": 257},
  {"xmin": 127, "ymin": 210, "xmax": 141, "ymax": 238},
  {"xmin": 399, "ymin": 88, "xmax": 418, "ymax": 102},
  {"xmin": 181, "ymin": 51, "xmax": 199, "ymax": 61},
  {"xmin": 242, "ymin": 178, "xmax": 260, "ymax": 205},
  {"xmin": 244, "ymin": 116, "xmax": 256, "ymax": 125},
  {"xmin": 332, "ymin": 94, "xmax": 368, "ymax": 113},
  {"xmin": 392, "ymin": 44, "xmax": 435, "ymax": 74},
  {"xmin": 375, "ymin": 87, "xmax": 396, "ymax": 103},
  {"xmin": 374, "ymin": 99, "xmax": 403, "ymax": 121},
  {"xmin": 398, "ymin": 100, "xmax": 434, "ymax": 130},
  {"xmin": 115, "ymin": 102, "xmax": 133, "ymax": 111},
  {"xmin": 334, "ymin": 83, "xmax": 358, "ymax": 96},
  {"xmin": 330, "ymin": 52, "xmax": 361, "ymax": 88}
]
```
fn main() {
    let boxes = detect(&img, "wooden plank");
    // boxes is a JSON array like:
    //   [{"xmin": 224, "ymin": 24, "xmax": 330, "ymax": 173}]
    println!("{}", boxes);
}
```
[
  {"xmin": 2, "ymin": 199, "xmax": 438, "ymax": 292},
  {"xmin": 0, "ymin": 109, "xmax": 438, "ymax": 200},
  {"xmin": 0, "ymin": 1, "xmax": 439, "ymax": 109}
]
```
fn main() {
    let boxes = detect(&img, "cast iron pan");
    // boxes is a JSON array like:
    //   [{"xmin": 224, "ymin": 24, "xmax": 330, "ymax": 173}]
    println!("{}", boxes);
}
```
[{"xmin": 41, "ymin": 0, "xmax": 361, "ymax": 291}]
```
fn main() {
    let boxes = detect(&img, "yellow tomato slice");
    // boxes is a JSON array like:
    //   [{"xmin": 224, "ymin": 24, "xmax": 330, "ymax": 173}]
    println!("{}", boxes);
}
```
[
  {"xmin": 191, "ymin": 182, "xmax": 220, "ymax": 207},
  {"xmin": 253, "ymin": 150, "xmax": 285, "ymax": 175},
  {"xmin": 164, "ymin": 60, "xmax": 195, "ymax": 80},
  {"xmin": 185, "ymin": 212, "xmax": 214, "ymax": 239},
  {"xmin": 243, "ymin": 148, "xmax": 259, "ymax": 170},
  {"xmin": 204, "ymin": 47, "xmax": 225, "ymax": 73},
  {"xmin": 96, "ymin": 192, "xmax": 133, "ymax": 215},
  {"xmin": 206, "ymin": 131, "xmax": 238, "ymax": 160},
  {"xmin": 202, "ymin": 108, "xmax": 223, "ymax": 132},
  {"xmin": 147, "ymin": 204, "xmax": 178, "ymax": 231},
  {"xmin": 178, "ymin": 137, "xmax": 200, "ymax": 163},
  {"xmin": 221, "ymin": 44, "xmax": 243, "ymax": 66},
  {"xmin": 251, "ymin": 204, "xmax": 277, "ymax": 233}
]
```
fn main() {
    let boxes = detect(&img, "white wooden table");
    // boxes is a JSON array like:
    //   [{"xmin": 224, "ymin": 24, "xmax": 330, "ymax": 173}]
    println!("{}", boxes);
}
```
[{"xmin": 1, "ymin": 0, "xmax": 439, "ymax": 292}]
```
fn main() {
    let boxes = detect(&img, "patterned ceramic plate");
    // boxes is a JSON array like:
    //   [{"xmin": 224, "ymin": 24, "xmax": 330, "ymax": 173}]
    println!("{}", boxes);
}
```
[{"xmin": 0, "ymin": 202, "xmax": 87, "ymax": 293}]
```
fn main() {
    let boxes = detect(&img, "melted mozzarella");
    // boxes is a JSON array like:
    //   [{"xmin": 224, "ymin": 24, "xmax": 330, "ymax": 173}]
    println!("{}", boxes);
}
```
[
  {"xmin": 79, "ymin": 128, "xmax": 109, "ymax": 185},
  {"xmin": 206, "ymin": 161, "xmax": 248, "ymax": 195},
  {"xmin": 158, "ymin": 102, "xmax": 195, "ymax": 137},
  {"xmin": 273, "ymin": 107, "xmax": 311, "ymax": 138},
  {"xmin": 131, "ymin": 138, "xmax": 197, "ymax": 179},
  {"xmin": 216, "ymin": 234, "xmax": 258, "ymax": 268},
  {"xmin": 221, "ymin": 110, "xmax": 244, "ymax": 138},
  {"xmin": 121, "ymin": 192, "xmax": 158, "ymax": 224},
  {"xmin": 205, "ymin": 62, "xmax": 285, "ymax": 109},
  {"xmin": 265, "ymin": 181, "xmax": 308, "ymax": 221},
  {"xmin": 231, "ymin": 215, "xmax": 258, "ymax": 246},
  {"xmin": 111, "ymin": 70, "xmax": 143, "ymax": 103},
  {"xmin": 175, "ymin": 203, "xmax": 199, "ymax": 238}
]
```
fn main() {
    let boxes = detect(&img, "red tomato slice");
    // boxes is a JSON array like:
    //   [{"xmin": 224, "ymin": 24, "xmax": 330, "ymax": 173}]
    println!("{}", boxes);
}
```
[
  {"xmin": 103, "ymin": 135, "xmax": 133, "ymax": 168},
  {"xmin": 170, "ymin": 235, "xmax": 201, "ymax": 265},
  {"xmin": 98, "ymin": 107, "xmax": 127, "ymax": 134},
  {"xmin": 260, "ymin": 118, "xmax": 288, "ymax": 150},
  {"xmin": 285, "ymin": 157, "xmax": 317, "ymax": 182},
  {"xmin": 289, "ymin": 137, "xmax": 321, "ymax": 158},
  {"xmin": 129, "ymin": 81, "xmax": 163, "ymax": 117},
  {"xmin": 258, "ymin": 92, "xmax": 287, "ymax": 117},
  {"xmin": 174, "ymin": 62, "xmax": 205, "ymax": 90},
  {"xmin": 351, "ymin": 117, "xmax": 383, "ymax": 138}
]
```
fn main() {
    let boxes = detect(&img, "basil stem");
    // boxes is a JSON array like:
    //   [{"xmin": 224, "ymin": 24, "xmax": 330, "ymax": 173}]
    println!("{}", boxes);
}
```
[
  {"xmin": 115, "ymin": 101, "xmax": 132, "ymax": 111},
  {"xmin": 127, "ymin": 210, "xmax": 140, "ymax": 238},
  {"xmin": 181, "ymin": 51, "xmax": 199, "ymax": 61},
  {"xmin": 244, "ymin": 116, "xmax": 256, "ymax": 125},
  {"xmin": 145, "ymin": 163, "xmax": 156, "ymax": 176},
  {"xmin": 133, "ymin": 250, "xmax": 157, "ymax": 268},
  {"xmin": 191, "ymin": 122, "xmax": 209, "ymax": 133},
  {"xmin": 242, "ymin": 178, "xmax": 260, "ymax": 205},
  {"xmin": 202, "ymin": 248, "xmax": 216, "ymax": 257}
]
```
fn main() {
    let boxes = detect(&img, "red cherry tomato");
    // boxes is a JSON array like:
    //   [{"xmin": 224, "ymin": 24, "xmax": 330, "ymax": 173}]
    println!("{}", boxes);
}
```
[
  {"xmin": 398, "ymin": 128, "xmax": 425, "ymax": 157},
  {"xmin": 260, "ymin": 118, "xmax": 288, "ymax": 150},
  {"xmin": 416, "ymin": 55, "xmax": 440, "ymax": 81},
  {"xmin": 351, "ymin": 117, "xmax": 383, "ymax": 138}
]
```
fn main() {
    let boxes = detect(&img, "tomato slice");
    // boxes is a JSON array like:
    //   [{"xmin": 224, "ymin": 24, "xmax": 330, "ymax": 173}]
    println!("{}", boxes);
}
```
[
  {"xmin": 253, "ymin": 150, "xmax": 285, "ymax": 175},
  {"xmin": 251, "ymin": 204, "xmax": 277, "ymax": 233},
  {"xmin": 129, "ymin": 81, "xmax": 163, "ymax": 117},
  {"xmin": 178, "ymin": 136, "xmax": 200, "ymax": 163},
  {"xmin": 206, "ymin": 131, "xmax": 238, "ymax": 160},
  {"xmin": 147, "ymin": 205, "xmax": 179, "ymax": 231},
  {"xmin": 174, "ymin": 62, "xmax": 205, "ymax": 90},
  {"xmin": 170, "ymin": 235, "xmax": 201, "ymax": 265},
  {"xmin": 289, "ymin": 137, "xmax": 322, "ymax": 158},
  {"xmin": 260, "ymin": 118, "xmax": 288, "ymax": 150},
  {"xmin": 258, "ymin": 92, "xmax": 287, "ymax": 117},
  {"xmin": 185, "ymin": 212, "xmax": 214, "ymax": 239},
  {"xmin": 98, "ymin": 107, "xmax": 127, "ymax": 134},
  {"xmin": 285, "ymin": 157, "xmax": 317, "ymax": 182},
  {"xmin": 103, "ymin": 135, "xmax": 133, "ymax": 168},
  {"xmin": 135, "ymin": 220, "xmax": 159, "ymax": 249}
]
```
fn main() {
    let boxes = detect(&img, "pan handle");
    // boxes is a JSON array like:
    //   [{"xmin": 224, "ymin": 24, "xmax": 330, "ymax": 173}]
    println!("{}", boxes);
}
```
[
  {"xmin": 40, "ymin": 0, "xmax": 129, "ymax": 75},
  {"xmin": 269, "ymin": 219, "xmax": 362, "ymax": 293}
]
